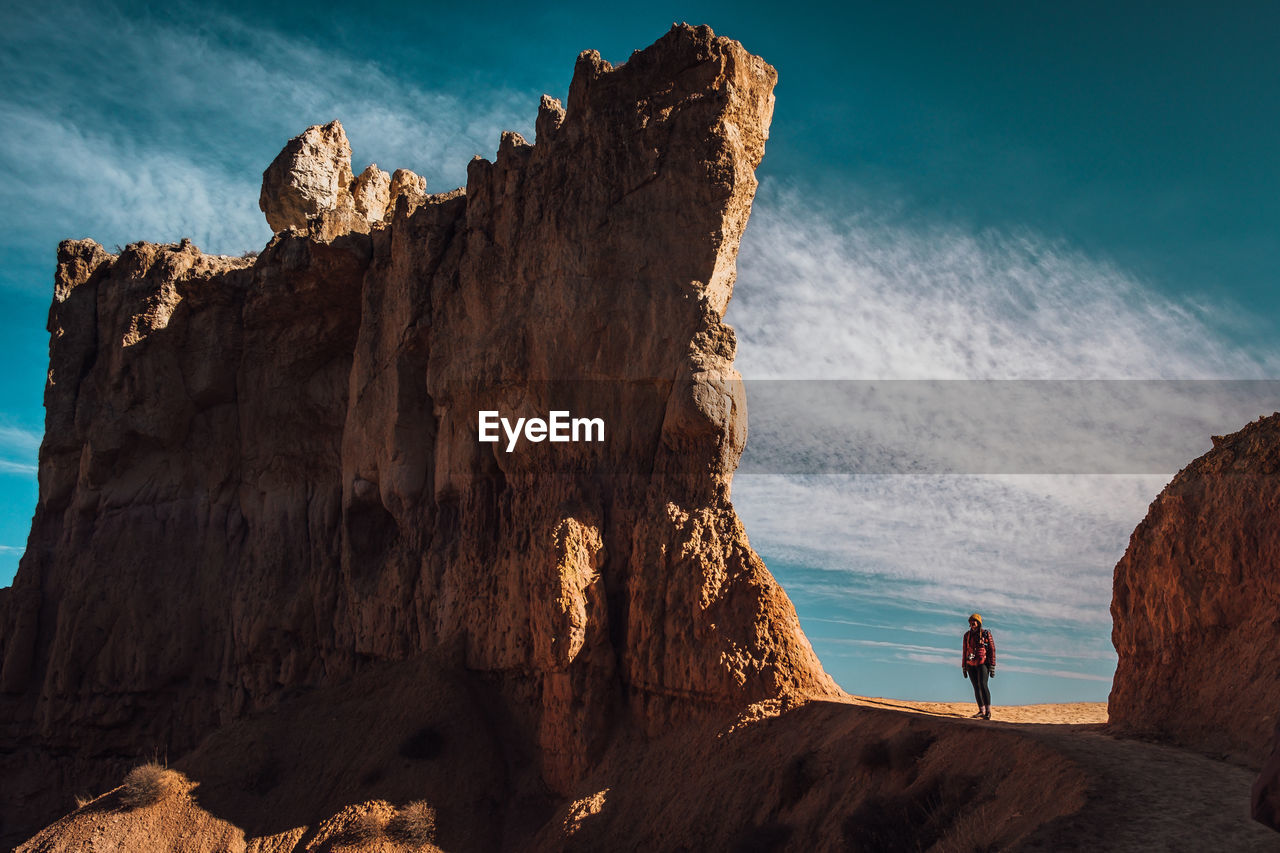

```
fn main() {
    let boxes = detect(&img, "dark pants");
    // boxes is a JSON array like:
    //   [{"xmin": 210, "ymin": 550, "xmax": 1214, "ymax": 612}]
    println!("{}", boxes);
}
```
[{"xmin": 967, "ymin": 664, "xmax": 990, "ymax": 708}]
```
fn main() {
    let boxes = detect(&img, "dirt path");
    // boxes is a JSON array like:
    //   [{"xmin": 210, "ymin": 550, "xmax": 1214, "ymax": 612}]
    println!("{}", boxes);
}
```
[
  {"xmin": 847, "ymin": 695, "xmax": 1109, "ymax": 726},
  {"xmin": 845, "ymin": 694, "xmax": 1277, "ymax": 851}
]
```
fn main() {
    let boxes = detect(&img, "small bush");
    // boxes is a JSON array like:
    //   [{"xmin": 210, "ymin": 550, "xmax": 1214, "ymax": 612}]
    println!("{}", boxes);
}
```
[
  {"xmin": 119, "ymin": 762, "xmax": 189, "ymax": 808},
  {"xmin": 341, "ymin": 812, "xmax": 386, "ymax": 844},
  {"xmin": 386, "ymin": 800, "xmax": 437, "ymax": 846},
  {"xmin": 842, "ymin": 774, "xmax": 982, "ymax": 853},
  {"xmin": 938, "ymin": 803, "xmax": 1000, "ymax": 853}
]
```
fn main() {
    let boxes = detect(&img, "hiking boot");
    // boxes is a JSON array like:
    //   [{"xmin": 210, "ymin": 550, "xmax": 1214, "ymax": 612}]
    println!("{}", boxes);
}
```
[
  {"xmin": 983, "ymin": 709, "xmax": 992, "ymax": 720},
  {"xmin": 970, "ymin": 711, "xmax": 985, "ymax": 718}
]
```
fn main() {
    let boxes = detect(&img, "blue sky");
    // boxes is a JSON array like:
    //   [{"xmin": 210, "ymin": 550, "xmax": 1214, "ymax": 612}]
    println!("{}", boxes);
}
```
[{"xmin": 2, "ymin": 1, "xmax": 1278, "ymax": 704}]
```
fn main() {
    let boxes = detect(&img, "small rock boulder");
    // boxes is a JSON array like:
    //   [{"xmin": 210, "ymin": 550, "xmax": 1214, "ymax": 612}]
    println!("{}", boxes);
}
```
[
  {"xmin": 352, "ymin": 164, "xmax": 391, "ymax": 222},
  {"xmin": 259, "ymin": 120, "xmax": 356, "ymax": 233},
  {"xmin": 386, "ymin": 169, "xmax": 428, "ymax": 220}
]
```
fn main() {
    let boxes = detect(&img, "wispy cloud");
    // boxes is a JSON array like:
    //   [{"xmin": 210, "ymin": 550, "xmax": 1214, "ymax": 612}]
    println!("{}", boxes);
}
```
[
  {"xmin": 0, "ymin": 425, "xmax": 40, "ymax": 478},
  {"xmin": 997, "ymin": 664, "xmax": 1113, "ymax": 683},
  {"xmin": 730, "ymin": 186, "xmax": 1276, "ymax": 380},
  {"xmin": 0, "ymin": 105, "xmax": 267, "ymax": 259},
  {"xmin": 1, "ymin": 2, "xmax": 535, "ymax": 266},
  {"xmin": 805, "ymin": 616, "xmax": 952, "ymax": 636},
  {"xmin": 898, "ymin": 652, "xmax": 1112, "ymax": 682},
  {"xmin": 821, "ymin": 638, "xmax": 958, "ymax": 657},
  {"xmin": 736, "ymin": 473, "xmax": 1158, "ymax": 625},
  {"xmin": 0, "ymin": 427, "xmax": 40, "ymax": 454}
]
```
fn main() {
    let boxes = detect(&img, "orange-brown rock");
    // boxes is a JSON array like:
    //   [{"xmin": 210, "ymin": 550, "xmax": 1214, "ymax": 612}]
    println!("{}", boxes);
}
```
[
  {"xmin": 386, "ymin": 167, "xmax": 427, "ymax": 218},
  {"xmin": 258, "ymin": 121, "xmax": 427, "ymax": 239},
  {"xmin": 352, "ymin": 163, "xmax": 392, "ymax": 222},
  {"xmin": 259, "ymin": 119, "xmax": 357, "ymax": 232},
  {"xmin": 1110, "ymin": 413, "xmax": 1280, "ymax": 770},
  {"xmin": 0, "ymin": 24, "xmax": 836, "ymax": 846}
]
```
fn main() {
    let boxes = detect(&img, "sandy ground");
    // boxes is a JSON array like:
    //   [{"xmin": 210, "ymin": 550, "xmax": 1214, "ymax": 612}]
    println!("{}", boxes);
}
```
[
  {"xmin": 848, "ymin": 695, "xmax": 1110, "ymax": 726},
  {"xmin": 840, "ymin": 693, "xmax": 1275, "ymax": 852}
]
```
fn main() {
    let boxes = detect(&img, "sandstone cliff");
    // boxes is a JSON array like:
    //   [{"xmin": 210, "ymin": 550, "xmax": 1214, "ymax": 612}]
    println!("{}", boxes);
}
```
[
  {"xmin": 1110, "ymin": 413, "xmax": 1280, "ymax": 784},
  {"xmin": 0, "ymin": 24, "xmax": 836, "ymax": 846}
]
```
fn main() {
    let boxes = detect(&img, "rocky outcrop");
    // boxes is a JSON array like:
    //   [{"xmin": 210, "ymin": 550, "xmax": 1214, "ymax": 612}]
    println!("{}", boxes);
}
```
[
  {"xmin": 1110, "ymin": 413, "xmax": 1280, "ymax": 770},
  {"xmin": 259, "ymin": 119, "xmax": 356, "ymax": 232},
  {"xmin": 388, "ymin": 167, "xmax": 427, "ymax": 214},
  {"xmin": 258, "ymin": 120, "xmax": 426, "ymax": 237},
  {"xmin": 0, "ymin": 23, "xmax": 835, "ymax": 845},
  {"xmin": 351, "ymin": 163, "xmax": 391, "ymax": 222}
]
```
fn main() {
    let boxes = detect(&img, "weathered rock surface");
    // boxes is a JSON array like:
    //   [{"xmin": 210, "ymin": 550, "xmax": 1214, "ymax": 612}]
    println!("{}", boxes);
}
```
[
  {"xmin": 351, "ymin": 163, "xmax": 391, "ymax": 222},
  {"xmin": 1110, "ymin": 413, "xmax": 1280, "ymax": 774},
  {"xmin": 387, "ymin": 167, "xmax": 427, "ymax": 216},
  {"xmin": 258, "ymin": 121, "xmax": 426, "ymax": 237},
  {"xmin": 258, "ymin": 119, "xmax": 356, "ymax": 232},
  {"xmin": 1254, "ymin": 720, "xmax": 1280, "ymax": 831},
  {"xmin": 0, "ymin": 24, "xmax": 836, "ymax": 846}
]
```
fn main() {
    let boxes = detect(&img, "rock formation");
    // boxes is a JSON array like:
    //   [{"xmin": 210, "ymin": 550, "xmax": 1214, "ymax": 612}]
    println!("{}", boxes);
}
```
[
  {"xmin": 1110, "ymin": 413, "xmax": 1280, "ymax": 779},
  {"xmin": 259, "ymin": 119, "xmax": 356, "ymax": 231},
  {"xmin": 258, "ymin": 119, "xmax": 427, "ymax": 238},
  {"xmin": 0, "ymin": 24, "xmax": 837, "ymax": 846},
  {"xmin": 351, "ymin": 163, "xmax": 391, "ymax": 222}
]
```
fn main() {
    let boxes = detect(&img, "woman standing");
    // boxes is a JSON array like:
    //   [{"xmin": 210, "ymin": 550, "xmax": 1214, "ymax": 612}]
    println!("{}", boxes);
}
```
[{"xmin": 961, "ymin": 613, "xmax": 996, "ymax": 719}]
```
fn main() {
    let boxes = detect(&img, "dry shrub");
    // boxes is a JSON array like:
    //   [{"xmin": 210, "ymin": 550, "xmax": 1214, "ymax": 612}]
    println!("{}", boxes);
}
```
[
  {"xmin": 842, "ymin": 773, "xmax": 982, "ymax": 853},
  {"xmin": 936, "ymin": 802, "xmax": 999, "ymax": 853},
  {"xmin": 386, "ymin": 800, "xmax": 438, "ymax": 847},
  {"xmin": 341, "ymin": 811, "xmax": 386, "ymax": 844},
  {"xmin": 119, "ymin": 762, "xmax": 189, "ymax": 808}
]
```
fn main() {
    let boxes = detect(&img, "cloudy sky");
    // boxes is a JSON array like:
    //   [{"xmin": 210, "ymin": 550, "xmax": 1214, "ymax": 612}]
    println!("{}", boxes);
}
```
[{"xmin": 2, "ymin": 1, "xmax": 1278, "ymax": 703}]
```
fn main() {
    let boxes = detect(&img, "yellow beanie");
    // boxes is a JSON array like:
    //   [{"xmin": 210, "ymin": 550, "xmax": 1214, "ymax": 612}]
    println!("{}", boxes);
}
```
[{"xmin": 969, "ymin": 613, "xmax": 983, "ymax": 625}]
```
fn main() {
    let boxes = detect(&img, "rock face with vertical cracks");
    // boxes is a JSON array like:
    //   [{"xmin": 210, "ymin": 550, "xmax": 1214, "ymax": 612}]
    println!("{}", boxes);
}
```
[
  {"xmin": 0, "ymin": 24, "xmax": 835, "ymax": 841},
  {"xmin": 1110, "ymin": 413, "xmax": 1280, "ymax": 790}
]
